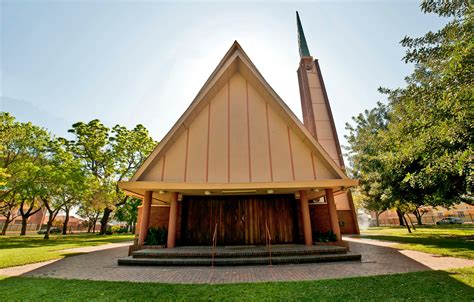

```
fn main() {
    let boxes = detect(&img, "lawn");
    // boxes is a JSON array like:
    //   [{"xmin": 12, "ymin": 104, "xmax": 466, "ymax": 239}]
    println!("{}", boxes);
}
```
[
  {"xmin": 0, "ymin": 233, "xmax": 134, "ymax": 268},
  {"xmin": 360, "ymin": 225, "xmax": 474, "ymax": 259},
  {"xmin": 0, "ymin": 267, "xmax": 473, "ymax": 301}
]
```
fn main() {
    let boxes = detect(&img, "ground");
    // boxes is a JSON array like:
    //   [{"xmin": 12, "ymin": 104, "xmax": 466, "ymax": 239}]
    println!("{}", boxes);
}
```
[
  {"xmin": 1, "ymin": 267, "xmax": 473, "ymax": 301},
  {"xmin": 360, "ymin": 225, "xmax": 474, "ymax": 259},
  {"xmin": 0, "ymin": 233, "xmax": 134, "ymax": 268},
  {"xmin": 0, "ymin": 227, "xmax": 472, "ymax": 301}
]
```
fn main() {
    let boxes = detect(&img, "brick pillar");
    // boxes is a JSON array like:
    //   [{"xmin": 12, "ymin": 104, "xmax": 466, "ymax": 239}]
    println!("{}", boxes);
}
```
[
  {"xmin": 326, "ymin": 188, "xmax": 341, "ymax": 240},
  {"xmin": 299, "ymin": 190, "xmax": 313, "ymax": 246},
  {"xmin": 167, "ymin": 192, "xmax": 179, "ymax": 248},
  {"xmin": 138, "ymin": 191, "xmax": 152, "ymax": 245}
]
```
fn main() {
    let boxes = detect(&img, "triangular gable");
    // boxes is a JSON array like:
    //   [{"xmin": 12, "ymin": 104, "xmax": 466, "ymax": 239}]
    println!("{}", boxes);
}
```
[{"xmin": 132, "ymin": 41, "xmax": 348, "ymax": 182}]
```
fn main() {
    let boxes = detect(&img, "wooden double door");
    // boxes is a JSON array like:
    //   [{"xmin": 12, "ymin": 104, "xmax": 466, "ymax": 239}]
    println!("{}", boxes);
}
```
[{"xmin": 181, "ymin": 194, "xmax": 299, "ymax": 245}]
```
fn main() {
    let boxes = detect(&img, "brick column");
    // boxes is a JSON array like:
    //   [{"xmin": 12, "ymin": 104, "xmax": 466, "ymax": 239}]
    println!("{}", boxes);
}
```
[
  {"xmin": 326, "ymin": 188, "xmax": 341, "ymax": 240},
  {"xmin": 138, "ymin": 191, "xmax": 152, "ymax": 245},
  {"xmin": 299, "ymin": 190, "xmax": 313, "ymax": 246},
  {"xmin": 167, "ymin": 192, "xmax": 179, "ymax": 248}
]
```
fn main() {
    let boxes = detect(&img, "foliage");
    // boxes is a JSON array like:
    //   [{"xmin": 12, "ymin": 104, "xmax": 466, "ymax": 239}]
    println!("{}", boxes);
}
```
[
  {"xmin": 1, "ymin": 267, "xmax": 473, "ymax": 301},
  {"xmin": 144, "ymin": 226, "xmax": 167, "ymax": 246},
  {"xmin": 345, "ymin": 1, "xmax": 473, "ymax": 231},
  {"xmin": 109, "ymin": 225, "xmax": 129, "ymax": 234},
  {"xmin": 0, "ymin": 112, "xmax": 53, "ymax": 234},
  {"xmin": 313, "ymin": 230, "xmax": 338, "ymax": 243},
  {"xmin": 65, "ymin": 120, "xmax": 156, "ymax": 234},
  {"xmin": 115, "ymin": 197, "xmax": 140, "ymax": 232}
]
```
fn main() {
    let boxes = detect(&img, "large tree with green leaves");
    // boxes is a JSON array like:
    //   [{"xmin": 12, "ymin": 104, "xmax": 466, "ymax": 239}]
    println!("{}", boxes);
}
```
[
  {"xmin": 39, "ymin": 139, "xmax": 89, "ymax": 239},
  {"xmin": 66, "ymin": 120, "xmax": 155, "ymax": 234},
  {"xmin": 0, "ymin": 112, "xmax": 52, "ymax": 235},
  {"xmin": 381, "ymin": 0, "xmax": 472, "ymax": 206},
  {"xmin": 346, "ymin": 0, "xmax": 472, "ymax": 231}
]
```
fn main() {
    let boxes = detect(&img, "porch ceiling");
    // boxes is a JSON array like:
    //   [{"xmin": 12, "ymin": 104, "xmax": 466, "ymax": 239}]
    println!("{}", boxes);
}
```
[{"xmin": 119, "ymin": 179, "xmax": 358, "ymax": 202}]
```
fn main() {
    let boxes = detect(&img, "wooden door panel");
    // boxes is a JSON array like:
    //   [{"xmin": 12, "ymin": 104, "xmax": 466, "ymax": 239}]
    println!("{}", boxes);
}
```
[{"xmin": 183, "ymin": 195, "xmax": 297, "ymax": 245}]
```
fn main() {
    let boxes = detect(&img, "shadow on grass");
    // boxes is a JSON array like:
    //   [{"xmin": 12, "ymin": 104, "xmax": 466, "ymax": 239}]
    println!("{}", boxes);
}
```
[{"xmin": 1, "ymin": 268, "xmax": 473, "ymax": 301}]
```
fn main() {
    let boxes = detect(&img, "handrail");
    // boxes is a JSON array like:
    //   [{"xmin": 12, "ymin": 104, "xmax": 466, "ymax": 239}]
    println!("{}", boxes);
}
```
[
  {"xmin": 211, "ymin": 223, "xmax": 218, "ymax": 267},
  {"xmin": 265, "ymin": 222, "xmax": 272, "ymax": 266}
]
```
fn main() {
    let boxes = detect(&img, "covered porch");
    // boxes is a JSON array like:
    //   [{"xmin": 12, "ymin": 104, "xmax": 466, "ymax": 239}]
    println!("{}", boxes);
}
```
[{"xmin": 119, "ymin": 179, "xmax": 358, "ymax": 249}]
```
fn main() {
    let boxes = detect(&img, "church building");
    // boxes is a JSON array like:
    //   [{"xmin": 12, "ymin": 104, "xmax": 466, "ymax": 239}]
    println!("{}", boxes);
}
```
[{"xmin": 119, "ymin": 13, "xmax": 359, "ymax": 261}]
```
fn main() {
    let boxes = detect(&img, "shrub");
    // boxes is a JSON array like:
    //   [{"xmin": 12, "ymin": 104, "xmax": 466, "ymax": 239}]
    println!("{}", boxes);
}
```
[
  {"xmin": 314, "ymin": 230, "xmax": 338, "ymax": 242},
  {"xmin": 110, "ymin": 225, "xmax": 128, "ymax": 234},
  {"xmin": 145, "ymin": 226, "xmax": 167, "ymax": 245}
]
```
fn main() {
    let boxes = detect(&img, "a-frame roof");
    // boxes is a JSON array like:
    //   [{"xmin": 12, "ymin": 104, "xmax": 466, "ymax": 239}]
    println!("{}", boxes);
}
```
[{"xmin": 121, "ymin": 41, "xmax": 356, "ymax": 197}]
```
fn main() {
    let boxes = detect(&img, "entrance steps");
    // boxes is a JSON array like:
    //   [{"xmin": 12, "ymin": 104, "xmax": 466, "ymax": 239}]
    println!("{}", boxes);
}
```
[{"xmin": 118, "ymin": 244, "xmax": 361, "ymax": 266}]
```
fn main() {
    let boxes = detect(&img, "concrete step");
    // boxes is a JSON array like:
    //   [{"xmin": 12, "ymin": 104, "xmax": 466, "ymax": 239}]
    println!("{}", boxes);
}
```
[
  {"xmin": 118, "ymin": 252, "xmax": 361, "ymax": 266},
  {"xmin": 132, "ymin": 245, "xmax": 348, "ymax": 259}
]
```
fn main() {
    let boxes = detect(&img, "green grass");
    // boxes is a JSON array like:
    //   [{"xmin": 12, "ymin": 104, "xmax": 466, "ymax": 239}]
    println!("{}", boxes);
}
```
[
  {"xmin": 0, "ymin": 233, "xmax": 133, "ymax": 268},
  {"xmin": 1, "ymin": 267, "xmax": 473, "ymax": 301},
  {"xmin": 360, "ymin": 225, "xmax": 474, "ymax": 259}
]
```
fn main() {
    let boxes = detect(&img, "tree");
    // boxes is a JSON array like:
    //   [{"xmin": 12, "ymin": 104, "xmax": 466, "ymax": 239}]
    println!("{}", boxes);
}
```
[
  {"xmin": 345, "ymin": 1, "xmax": 472, "ymax": 232},
  {"xmin": 77, "ymin": 182, "xmax": 107, "ymax": 233},
  {"xmin": 66, "ymin": 120, "xmax": 155, "ymax": 234},
  {"xmin": 0, "ymin": 113, "xmax": 51, "ymax": 235},
  {"xmin": 0, "ymin": 197, "xmax": 18, "ymax": 235},
  {"xmin": 40, "ymin": 139, "xmax": 89, "ymax": 239},
  {"xmin": 381, "ymin": 0, "xmax": 472, "ymax": 207},
  {"xmin": 115, "ymin": 197, "xmax": 141, "ymax": 233},
  {"xmin": 346, "ymin": 103, "xmax": 396, "ymax": 225}
]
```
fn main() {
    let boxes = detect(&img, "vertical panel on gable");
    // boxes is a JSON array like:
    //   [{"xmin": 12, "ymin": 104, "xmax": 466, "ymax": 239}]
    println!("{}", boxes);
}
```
[
  {"xmin": 208, "ymin": 83, "xmax": 229, "ymax": 182},
  {"xmin": 186, "ymin": 104, "xmax": 209, "ymax": 182},
  {"xmin": 335, "ymin": 194, "xmax": 351, "ymax": 210},
  {"xmin": 229, "ymin": 73, "xmax": 250, "ymax": 183},
  {"xmin": 318, "ymin": 139, "xmax": 341, "ymax": 166},
  {"xmin": 289, "ymin": 129, "xmax": 314, "ymax": 181},
  {"xmin": 309, "ymin": 87, "xmax": 325, "ymax": 104},
  {"xmin": 248, "ymin": 82, "xmax": 271, "ymax": 182},
  {"xmin": 313, "ymin": 153, "xmax": 338, "ymax": 179},
  {"xmin": 140, "ymin": 157, "xmax": 164, "ymax": 181},
  {"xmin": 267, "ymin": 106, "xmax": 293, "ymax": 181},
  {"xmin": 163, "ymin": 132, "xmax": 186, "ymax": 182}
]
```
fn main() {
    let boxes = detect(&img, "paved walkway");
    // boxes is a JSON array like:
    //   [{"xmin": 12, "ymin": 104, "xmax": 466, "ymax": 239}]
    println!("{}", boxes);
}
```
[{"xmin": 1, "ymin": 237, "xmax": 472, "ymax": 284}]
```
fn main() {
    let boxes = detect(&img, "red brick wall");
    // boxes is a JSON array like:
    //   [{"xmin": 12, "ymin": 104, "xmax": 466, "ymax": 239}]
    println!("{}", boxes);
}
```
[
  {"xmin": 136, "ymin": 206, "xmax": 170, "ymax": 234},
  {"xmin": 338, "ymin": 210, "xmax": 358, "ymax": 234},
  {"xmin": 310, "ymin": 204, "xmax": 332, "ymax": 234}
]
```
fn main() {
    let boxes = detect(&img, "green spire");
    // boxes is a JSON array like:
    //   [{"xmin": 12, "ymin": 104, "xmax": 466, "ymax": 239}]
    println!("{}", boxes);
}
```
[{"xmin": 296, "ymin": 11, "xmax": 311, "ymax": 58}]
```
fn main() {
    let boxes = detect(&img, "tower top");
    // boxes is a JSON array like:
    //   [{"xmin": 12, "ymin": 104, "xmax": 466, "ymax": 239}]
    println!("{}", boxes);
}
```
[{"xmin": 296, "ymin": 11, "xmax": 311, "ymax": 58}]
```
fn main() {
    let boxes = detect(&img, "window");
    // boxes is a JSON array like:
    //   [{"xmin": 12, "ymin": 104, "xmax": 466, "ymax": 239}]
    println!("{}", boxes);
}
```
[{"xmin": 458, "ymin": 211, "xmax": 465, "ymax": 218}]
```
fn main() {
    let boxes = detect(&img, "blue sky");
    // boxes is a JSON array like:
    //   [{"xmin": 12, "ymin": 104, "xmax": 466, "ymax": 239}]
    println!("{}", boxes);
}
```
[{"xmin": 1, "ymin": 1, "xmax": 447, "ymax": 150}]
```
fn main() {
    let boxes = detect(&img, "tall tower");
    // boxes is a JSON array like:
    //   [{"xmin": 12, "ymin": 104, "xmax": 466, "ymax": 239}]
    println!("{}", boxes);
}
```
[{"xmin": 296, "ymin": 12, "xmax": 359, "ymax": 234}]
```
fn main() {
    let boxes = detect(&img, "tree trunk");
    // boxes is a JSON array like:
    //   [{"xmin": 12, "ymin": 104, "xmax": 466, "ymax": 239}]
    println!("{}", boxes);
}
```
[
  {"xmin": 100, "ymin": 207, "xmax": 113, "ymax": 235},
  {"xmin": 402, "ymin": 214, "xmax": 411, "ymax": 233},
  {"xmin": 20, "ymin": 218, "xmax": 28, "ymax": 235},
  {"xmin": 87, "ymin": 223, "xmax": 92, "ymax": 233},
  {"xmin": 44, "ymin": 219, "xmax": 53, "ymax": 240},
  {"xmin": 407, "ymin": 214, "xmax": 417, "ymax": 231},
  {"xmin": 413, "ymin": 209, "xmax": 423, "ymax": 225},
  {"xmin": 92, "ymin": 220, "xmax": 97, "ymax": 233},
  {"xmin": 396, "ymin": 209, "xmax": 405, "ymax": 226},
  {"xmin": 1, "ymin": 220, "xmax": 10, "ymax": 235},
  {"xmin": 62, "ymin": 207, "xmax": 70, "ymax": 235},
  {"xmin": 1, "ymin": 212, "xmax": 12, "ymax": 235},
  {"xmin": 375, "ymin": 212, "xmax": 380, "ymax": 227}
]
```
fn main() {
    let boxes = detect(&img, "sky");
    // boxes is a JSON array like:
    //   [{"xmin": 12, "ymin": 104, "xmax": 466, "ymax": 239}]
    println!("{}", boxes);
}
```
[{"xmin": 1, "ymin": 1, "xmax": 447, "ymax": 151}]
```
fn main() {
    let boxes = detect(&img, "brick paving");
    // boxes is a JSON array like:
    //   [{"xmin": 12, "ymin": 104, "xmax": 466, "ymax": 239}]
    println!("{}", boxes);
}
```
[{"xmin": 1, "ymin": 237, "xmax": 472, "ymax": 284}]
